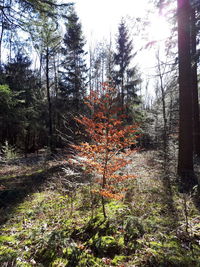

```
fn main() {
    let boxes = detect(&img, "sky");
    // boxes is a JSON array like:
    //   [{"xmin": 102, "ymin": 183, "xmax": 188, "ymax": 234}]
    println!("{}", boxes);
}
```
[
  {"xmin": 63, "ymin": 0, "xmax": 173, "ymax": 100},
  {"xmin": 72, "ymin": 0, "xmax": 148, "ymax": 43},
  {"xmin": 69, "ymin": 0, "xmax": 171, "ymax": 49}
]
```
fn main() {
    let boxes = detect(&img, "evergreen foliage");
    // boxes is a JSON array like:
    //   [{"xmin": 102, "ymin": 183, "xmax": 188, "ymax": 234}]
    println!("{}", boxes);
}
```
[
  {"xmin": 60, "ymin": 8, "xmax": 87, "ymax": 111},
  {"xmin": 114, "ymin": 19, "xmax": 141, "ymax": 110}
]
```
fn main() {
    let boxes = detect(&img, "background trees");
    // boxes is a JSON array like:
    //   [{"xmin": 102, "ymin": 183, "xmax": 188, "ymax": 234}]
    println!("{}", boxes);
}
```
[{"xmin": 0, "ymin": 0, "xmax": 199, "ymax": 194}]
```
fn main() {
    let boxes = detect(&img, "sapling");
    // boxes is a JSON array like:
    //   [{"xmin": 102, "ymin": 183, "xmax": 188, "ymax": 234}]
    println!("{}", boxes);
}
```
[{"xmin": 73, "ymin": 83, "xmax": 139, "ymax": 218}]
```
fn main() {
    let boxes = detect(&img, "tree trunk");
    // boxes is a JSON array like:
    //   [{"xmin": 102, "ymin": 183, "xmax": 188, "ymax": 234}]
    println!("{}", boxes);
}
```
[
  {"xmin": 46, "ymin": 47, "xmax": 53, "ymax": 152},
  {"xmin": 177, "ymin": 0, "xmax": 197, "ymax": 189},
  {"xmin": 158, "ymin": 62, "xmax": 167, "ymax": 161},
  {"xmin": 191, "ymin": 8, "xmax": 200, "ymax": 156},
  {"xmin": 0, "ymin": 0, "xmax": 5, "ymax": 68}
]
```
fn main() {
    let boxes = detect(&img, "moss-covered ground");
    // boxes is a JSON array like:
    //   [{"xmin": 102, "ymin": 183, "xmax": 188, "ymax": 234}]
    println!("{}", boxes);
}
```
[{"xmin": 0, "ymin": 151, "xmax": 200, "ymax": 266}]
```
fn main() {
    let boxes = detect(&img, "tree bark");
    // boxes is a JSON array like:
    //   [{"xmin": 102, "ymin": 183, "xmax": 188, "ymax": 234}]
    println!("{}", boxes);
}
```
[
  {"xmin": 46, "ymin": 47, "xmax": 53, "ymax": 152},
  {"xmin": 0, "ymin": 3, "xmax": 4, "ymax": 68},
  {"xmin": 157, "ymin": 53, "xmax": 167, "ymax": 161},
  {"xmin": 177, "ymin": 0, "xmax": 195, "ymax": 186},
  {"xmin": 191, "ymin": 8, "xmax": 200, "ymax": 156}
]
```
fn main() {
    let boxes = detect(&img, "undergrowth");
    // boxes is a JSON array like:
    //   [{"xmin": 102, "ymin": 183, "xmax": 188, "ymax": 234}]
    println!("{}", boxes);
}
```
[{"xmin": 1, "ymin": 152, "xmax": 200, "ymax": 266}]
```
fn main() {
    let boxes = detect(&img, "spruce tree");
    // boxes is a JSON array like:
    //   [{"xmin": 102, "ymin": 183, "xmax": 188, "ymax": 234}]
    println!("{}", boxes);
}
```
[
  {"xmin": 60, "ymin": 8, "xmax": 87, "ymax": 111},
  {"xmin": 2, "ymin": 53, "xmax": 42, "ymax": 152},
  {"xmin": 114, "ymin": 19, "xmax": 140, "ymax": 111}
]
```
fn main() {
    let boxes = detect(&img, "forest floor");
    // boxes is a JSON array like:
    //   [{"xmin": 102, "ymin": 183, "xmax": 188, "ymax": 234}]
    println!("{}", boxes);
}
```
[{"xmin": 0, "ymin": 149, "xmax": 200, "ymax": 266}]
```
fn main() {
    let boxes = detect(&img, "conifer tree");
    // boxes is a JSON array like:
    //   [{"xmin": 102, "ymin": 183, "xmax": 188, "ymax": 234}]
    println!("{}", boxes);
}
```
[
  {"xmin": 2, "ymin": 53, "xmax": 41, "ymax": 151},
  {"xmin": 28, "ymin": 14, "xmax": 62, "ymax": 151},
  {"xmin": 114, "ymin": 19, "xmax": 140, "ymax": 111},
  {"xmin": 60, "ymin": 8, "xmax": 87, "ymax": 111}
]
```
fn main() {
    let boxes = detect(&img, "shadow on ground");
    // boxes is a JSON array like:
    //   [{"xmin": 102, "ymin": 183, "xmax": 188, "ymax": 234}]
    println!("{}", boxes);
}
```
[
  {"xmin": 0, "ymin": 160, "xmax": 65, "ymax": 225},
  {"xmin": 149, "ymin": 150, "xmax": 180, "ymax": 229}
]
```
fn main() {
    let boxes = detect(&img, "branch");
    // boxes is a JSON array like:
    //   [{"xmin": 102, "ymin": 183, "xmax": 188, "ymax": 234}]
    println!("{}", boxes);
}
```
[
  {"xmin": 2, "ymin": 9, "xmax": 26, "ymax": 31},
  {"xmin": 0, "ymin": 5, "xmax": 11, "ymax": 10},
  {"xmin": 22, "ymin": 0, "xmax": 73, "ymax": 10},
  {"xmin": 39, "ymin": 0, "xmax": 73, "ymax": 8}
]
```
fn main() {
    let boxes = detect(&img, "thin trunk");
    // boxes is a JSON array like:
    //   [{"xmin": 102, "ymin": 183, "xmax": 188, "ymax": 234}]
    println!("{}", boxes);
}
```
[
  {"xmin": 74, "ymin": 51, "xmax": 79, "ymax": 111},
  {"xmin": 0, "ymin": 1, "xmax": 5, "ymax": 68},
  {"xmin": 24, "ymin": 127, "xmax": 30, "ymax": 158},
  {"xmin": 107, "ymin": 35, "xmax": 113, "ymax": 81},
  {"xmin": 39, "ymin": 53, "xmax": 43, "ymax": 88},
  {"xmin": 159, "ymin": 75, "xmax": 167, "ymax": 158},
  {"xmin": 0, "ymin": 28, "xmax": 4, "ymax": 68},
  {"xmin": 89, "ymin": 48, "xmax": 92, "ymax": 95},
  {"xmin": 101, "ymin": 57, "xmax": 104, "ymax": 85},
  {"xmin": 102, "ymin": 134, "xmax": 109, "ymax": 219},
  {"xmin": 9, "ymin": 28, "xmax": 13, "ymax": 62},
  {"xmin": 8, "ymin": 0, "xmax": 12, "ymax": 62},
  {"xmin": 121, "ymin": 73, "xmax": 124, "ymax": 109},
  {"xmin": 46, "ymin": 47, "xmax": 53, "ymax": 152},
  {"xmin": 157, "ymin": 52, "xmax": 167, "ymax": 160},
  {"xmin": 168, "ymin": 89, "xmax": 174, "ymax": 134},
  {"xmin": 53, "ymin": 55, "xmax": 58, "ymax": 99},
  {"xmin": 101, "ymin": 110, "xmax": 111, "ymax": 219}
]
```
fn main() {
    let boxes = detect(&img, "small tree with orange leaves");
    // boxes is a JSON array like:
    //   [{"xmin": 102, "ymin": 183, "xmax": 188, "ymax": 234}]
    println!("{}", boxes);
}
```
[{"xmin": 73, "ymin": 83, "xmax": 139, "ymax": 218}]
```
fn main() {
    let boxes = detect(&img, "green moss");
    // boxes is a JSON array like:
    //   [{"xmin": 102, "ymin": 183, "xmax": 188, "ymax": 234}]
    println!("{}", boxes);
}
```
[
  {"xmin": 78, "ymin": 252, "xmax": 103, "ymax": 267},
  {"xmin": 1, "ymin": 156, "xmax": 200, "ymax": 267},
  {"xmin": 63, "ymin": 245, "xmax": 81, "ymax": 267},
  {"xmin": 124, "ymin": 216, "xmax": 144, "ymax": 244},
  {"xmin": 16, "ymin": 262, "xmax": 32, "ymax": 267},
  {"xmin": 0, "ymin": 235, "xmax": 16, "ymax": 243},
  {"xmin": 111, "ymin": 255, "xmax": 126, "ymax": 266},
  {"xmin": 0, "ymin": 246, "xmax": 17, "ymax": 263},
  {"xmin": 50, "ymin": 257, "xmax": 69, "ymax": 266},
  {"xmin": 0, "ymin": 174, "xmax": 18, "ymax": 180},
  {"xmin": 25, "ymin": 169, "xmax": 45, "ymax": 176},
  {"xmin": 92, "ymin": 235, "xmax": 121, "ymax": 257}
]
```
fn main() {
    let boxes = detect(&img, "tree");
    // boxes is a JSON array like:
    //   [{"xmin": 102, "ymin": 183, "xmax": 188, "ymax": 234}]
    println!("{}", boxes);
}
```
[
  {"xmin": 114, "ymin": 19, "xmax": 132, "ymax": 108},
  {"xmin": 190, "ymin": 6, "xmax": 200, "ymax": 156},
  {"xmin": 114, "ymin": 19, "xmax": 141, "ymax": 113},
  {"xmin": 177, "ymin": 0, "xmax": 197, "ymax": 189},
  {"xmin": 1, "ymin": 53, "xmax": 42, "ymax": 152},
  {"xmin": 28, "ymin": 14, "xmax": 62, "ymax": 151},
  {"xmin": 73, "ymin": 84, "xmax": 138, "ymax": 218},
  {"xmin": 0, "ymin": 84, "xmax": 15, "ymax": 144},
  {"xmin": 88, "ymin": 39, "xmax": 115, "ymax": 96},
  {"xmin": 19, "ymin": 0, "xmax": 71, "ymax": 16},
  {"xmin": 60, "ymin": 8, "xmax": 87, "ymax": 111},
  {"xmin": 0, "ymin": 0, "xmax": 71, "ymax": 66}
]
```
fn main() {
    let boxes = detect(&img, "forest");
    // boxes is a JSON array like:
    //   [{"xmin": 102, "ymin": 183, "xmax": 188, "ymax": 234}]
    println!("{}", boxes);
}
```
[{"xmin": 0, "ymin": 0, "xmax": 200, "ymax": 266}]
